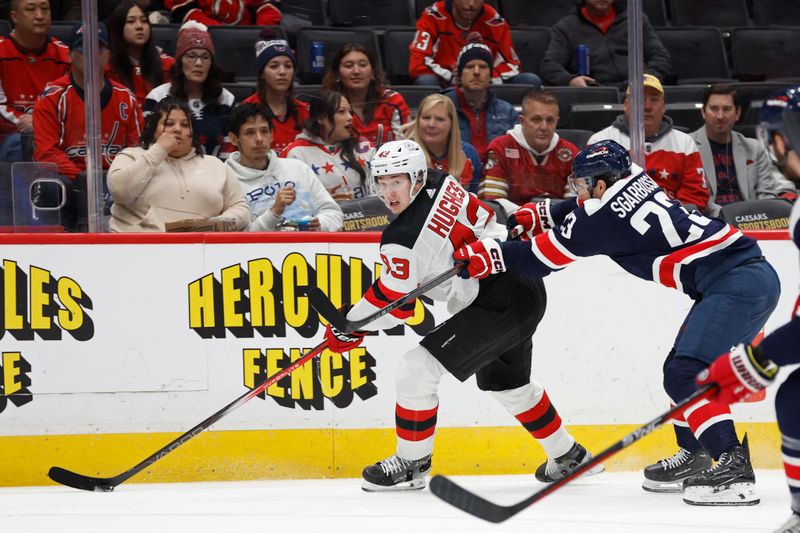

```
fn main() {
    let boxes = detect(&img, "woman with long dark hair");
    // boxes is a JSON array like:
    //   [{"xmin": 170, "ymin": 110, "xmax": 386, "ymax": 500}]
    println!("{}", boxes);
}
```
[
  {"xmin": 239, "ymin": 35, "xmax": 309, "ymax": 154},
  {"xmin": 108, "ymin": 97, "xmax": 249, "ymax": 232},
  {"xmin": 106, "ymin": 0, "xmax": 174, "ymax": 111},
  {"xmin": 282, "ymin": 91, "xmax": 374, "ymax": 203},
  {"xmin": 143, "ymin": 21, "xmax": 234, "ymax": 159},
  {"xmin": 321, "ymin": 43, "xmax": 410, "ymax": 147}
]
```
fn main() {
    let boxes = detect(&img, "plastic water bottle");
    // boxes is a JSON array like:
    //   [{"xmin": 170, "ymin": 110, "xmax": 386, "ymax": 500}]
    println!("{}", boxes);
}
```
[
  {"xmin": 576, "ymin": 44, "xmax": 590, "ymax": 76},
  {"xmin": 311, "ymin": 41, "xmax": 325, "ymax": 74}
]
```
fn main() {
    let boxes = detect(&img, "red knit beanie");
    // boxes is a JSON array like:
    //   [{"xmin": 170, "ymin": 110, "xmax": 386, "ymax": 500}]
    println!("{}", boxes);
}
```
[{"xmin": 175, "ymin": 21, "xmax": 215, "ymax": 60}]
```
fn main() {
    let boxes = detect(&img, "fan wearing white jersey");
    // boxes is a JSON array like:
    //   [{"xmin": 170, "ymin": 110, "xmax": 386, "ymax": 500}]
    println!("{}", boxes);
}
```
[{"xmin": 323, "ymin": 139, "xmax": 602, "ymax": 491}]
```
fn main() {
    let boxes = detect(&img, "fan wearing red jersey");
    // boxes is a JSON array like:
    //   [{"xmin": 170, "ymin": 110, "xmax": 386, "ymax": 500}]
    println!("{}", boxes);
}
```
[
  {"xmin": 164, "ymin": 0, "xmax": 280, "ymax": 26},
  {"xmin": 324, "ymin": 139, "xmax": 602, "ymax": 492},
  {"xmin": 32, "ymin": 23, "xmax": 141, "ymax": 231},
  {"xmin": 0, "ymin": 0, "xmax": 70, "ymax": 162}
]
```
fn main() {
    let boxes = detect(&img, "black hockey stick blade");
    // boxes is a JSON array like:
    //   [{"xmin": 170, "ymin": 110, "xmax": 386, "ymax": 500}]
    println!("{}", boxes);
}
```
[
  {"xmin": 430, "ymin": 384, "xmax": 717, "ymax": 523},
  {"xmin": 48, "ymin": 467, "xmax": 118, "ymax": 492},
  {"xmin": 306, "ymin": 262, "xmax": 466, "ymax": 333}
]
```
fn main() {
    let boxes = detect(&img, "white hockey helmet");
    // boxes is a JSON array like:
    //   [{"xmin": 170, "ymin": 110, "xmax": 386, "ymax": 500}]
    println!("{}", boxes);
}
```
[{"xmin": 371, "ymin": 139, "xmax": 428, "ymax": 205}]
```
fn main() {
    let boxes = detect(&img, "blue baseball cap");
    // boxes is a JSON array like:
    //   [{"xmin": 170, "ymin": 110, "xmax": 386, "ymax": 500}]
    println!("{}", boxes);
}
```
[{"xmin": 68, "ymin": 22, "xmax": 109, "ymax": 51}]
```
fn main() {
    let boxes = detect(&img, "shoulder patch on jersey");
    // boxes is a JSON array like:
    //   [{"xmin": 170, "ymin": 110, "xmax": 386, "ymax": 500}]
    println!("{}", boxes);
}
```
[
  {"xmin": 557, "ymin": 147, "xmax": 573, "ymax": 162},
  {"xmin": 485, "ymin": 151, "xmax": 498, "ymax": 170},
  {"xmin": 504, "ymin": 147, "xmax": 519, "ymax": 159},
  {"xmin": 426, "ymin": 4, "xmax": 446, "ymax": 19},
  {"xmin": 426, "ymin": 188, "xmax": 436, "ymax": 198},
  {"xmin": 486, "ymin": 14, "xmax": 506, "ymax": 26},
  {"xmin": 40, "ymin": 84, "xmax": 62, "ymax": 98}
]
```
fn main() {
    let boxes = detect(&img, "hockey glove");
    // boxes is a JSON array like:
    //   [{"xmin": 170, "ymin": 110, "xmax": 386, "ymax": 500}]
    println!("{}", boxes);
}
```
[
  {"xmin": 452, "ymin": 239, "xmax": 506, "ymax": 279},
  {"xmin": 508, "ymin": 200, "xmax": 554, "ymax": 241},
  {"xmin": 324, "ymin": 306, "xmax": 367, "ymax": 353},
  {"xmin": 696, "ymin": 343, "xmax": 778, "ymax": 404}
]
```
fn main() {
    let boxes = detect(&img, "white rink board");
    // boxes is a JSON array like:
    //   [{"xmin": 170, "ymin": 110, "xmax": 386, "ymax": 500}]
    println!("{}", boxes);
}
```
[{"xmin": 0, "ymin": 236, "xmax": 796, "ymax": 437}]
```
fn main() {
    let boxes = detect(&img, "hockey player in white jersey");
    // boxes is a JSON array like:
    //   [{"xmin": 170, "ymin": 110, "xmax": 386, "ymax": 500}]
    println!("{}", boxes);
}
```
[
  {"xmin": 454, "ymin": 139, "xmax": 781, "ymax": 506},
  {"xmin": 323, "ymin": 139, "xmax": 602, "ymax": 491}
]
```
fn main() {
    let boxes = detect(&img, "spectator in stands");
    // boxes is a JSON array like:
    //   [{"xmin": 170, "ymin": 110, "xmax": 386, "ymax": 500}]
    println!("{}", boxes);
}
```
[
  {"xmin": 106, "ymin": 0, "xmax": 174, "ymax": 113},
  {"xmin": 479, "ymin": 89, "xmax": 578, "ymax": 203},
  {"xmin": 33, "ymin": 22, "xmax": 140, "ymax": 231},
  {"xmin": 164, "ymin": 0, "xmax": 280, "ymax": 26},
  {"xmin": 588, "ymin": 74, "xmax": 708, "ymax": 208},
  {"xmin": 321, "ymin": 43, "xmax": 410, "ymax": 147},
  {"xmin": 401, "ymin": 93, "xmax": 482, "ymax": 193},
  {"xmin": 226, "ymin": 103, "xmax": 342, "ymax": 232},
  {"xmin": 690, "ymin": 84, "xmax": 795, "ymax": 217},
  {"xmin": 540, "ymin": 0, "xmax": 670, "ymax": 88},
  {"xmin": 0, "ymin": 0, "xmax": 70, "ymax": 162},
  {"xmin": 444, "ymin": 37, "xmax": 519, "ymax": 161},
  {"xmin": 238, "ymin": 34, "xmax": 309, "ymax": 154},
  {"xmin": 283, "ymin": 91, "xmax": 375, "ymax": 203},
  {"xmin": 409, "ymin": 0, "xmax": 540, "ymax": 87},
  {"xmin": 108, "ymin": 97, "xmax": 249, "ymax": 232},
  {"xmin": 144, "ymin": 21, "xmax": 234, "ymax": 159}
]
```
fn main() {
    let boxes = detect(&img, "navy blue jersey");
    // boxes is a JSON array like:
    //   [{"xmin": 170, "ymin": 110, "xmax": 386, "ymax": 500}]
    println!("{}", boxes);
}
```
[
  {"xmin": 502, "ymin": 165, "xmax": 762, "ymax": 301},
  {"xmin": 759, "ymin": 200, "xmax": 800, "ymax": 367}
]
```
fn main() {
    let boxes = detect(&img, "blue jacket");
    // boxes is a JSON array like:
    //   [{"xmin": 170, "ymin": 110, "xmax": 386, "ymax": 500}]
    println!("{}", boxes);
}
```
[{"xmin": 443, "ymin": 88, "xmax": 518, "ymax": 154}]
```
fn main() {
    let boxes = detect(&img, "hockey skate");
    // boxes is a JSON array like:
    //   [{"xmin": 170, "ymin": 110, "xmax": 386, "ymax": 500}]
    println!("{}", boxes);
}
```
[
  {"xmin": 535, "ymin": 441, "xmax": 604, "ymax": 483},
  {"xmin": 361, "ymin": 454, "xmax": 432, "ymax": 492},
  {"xmin": 642, "ymin": 447, "xmax": 712, "ymax": 493},
  {"xmin": 772, "ymin": 513, "xmax": 800, "ymax": 533},
  {"xmin": 682, "ymin": 436, "xmax": 759, "ymax": 506}
]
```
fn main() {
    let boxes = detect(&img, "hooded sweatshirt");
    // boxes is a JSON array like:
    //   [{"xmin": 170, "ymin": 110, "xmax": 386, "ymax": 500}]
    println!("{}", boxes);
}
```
[
  {"xmin": 588, "ymin": 115, "xmax": 708, "ymax": 208},
  {"xmin": 226, "ymin": 150, "xmax": 343, "ymax": 232}
]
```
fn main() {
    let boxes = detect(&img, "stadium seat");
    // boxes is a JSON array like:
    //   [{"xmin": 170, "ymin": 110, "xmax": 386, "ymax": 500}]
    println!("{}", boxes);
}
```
[
  {"xmin": 669, "ymin": 0, "xmax": 750, "ymax": 27},
  {"xmin": 280, "ymin": 0, "xmax": 327, "ymax": 26},
  {"xmin": 719, "ymin": 198, "xmax": 792, "ymax": 229},
  {"xmin": 557, "ymin": 129, "xmax": 594, "ymax": 149},
  {"xmin": 224, "ymin": 82, "xmax": 256, "ymax": 104},
  {"xmin": 510, "ymin": 27, "xmax": 550, "ymax": 78},
  {"xmin": 0, "ymin": 19, "xmax": 10, "ymax": 37},
  {"xmin": 733, "ymin": 82, "xmax": 790, "ymax": 115},
  {"xmin": 742, "ymin": 100, "xmax": 763, "ymax": 125},
  {"xmin": 548, "ymin": 86, "xmax": 620, "ymax": 128},
  {"xmin": 663, "ymin": 85, "xmax": 711, "ymax": 105},
  {"xmin": 294, "ymin": 84, "xmax": 323, "ymax": 104},
  {"xmin": 642, "ymin": 0, "xmax": 668, "ymax": 27},
  {"xmin": 382, "ymin": 28, "xmax": 416, "ymax": 85},
  {"xmin": 655, "ymin": 27, "xmax": 735, "ymax": 85},
  {"xmin": 414, "ymin": 0, "xmax": 498, "ymax": 18},
  {"xmin": 732, "ymin": 124, "xmax": 758, "ymax": 138},
  {"xmin": 731, "ymin": 27, "xmax": 800, "ymax": 82},
  {"xmin": 665, "ymin": 102, "xmax": 704, "ymax": 131},
  {"xmin": 295, "ymin": 27, "xmax": 381, "ymax": 84},
  {"xmin": 329, "ymin": 0, "xmax": 413, "ymax": 27},
  {"xmin": 565, "ymin": 103, "xmax": 624, "ymax": 132},
  {"xmin": 48, "ymin": 21, "xmax": 74, "ymax": 44},
  {"xmin": 150, "ymin": 24, "xmax": 178, "ymax": 56},
  {"xmin": 752, "ymin": 0, "xmax": 800, "ymax": 26},
  {"xmin": 393, "ymin": 85, "xmax": 438, "ymax": 113},
  {"xmin": 501, "ymin": 0, "xmax": 573, "ymax": 27},
  {"xmin": 491, "ymin": 84, "xmax": 534, "ymax": 108},
  {"xmin": 208, "ymin": 26, "xmax": 286, "ymax": 82}
]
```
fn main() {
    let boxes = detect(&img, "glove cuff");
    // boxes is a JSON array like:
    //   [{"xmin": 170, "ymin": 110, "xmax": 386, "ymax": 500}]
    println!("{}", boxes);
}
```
[
  {"xmin": 746, "ymin": 344, "xmax": 778, "ymax": 380},
  {"xmin": 731, "ymin": 344, "xmax": 776, "ymax": 392}
]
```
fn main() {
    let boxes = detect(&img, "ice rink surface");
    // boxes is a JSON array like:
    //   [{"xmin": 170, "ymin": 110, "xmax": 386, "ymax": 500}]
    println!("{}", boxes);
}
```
[{"xmin": 1, "ymin": 471, "xmax": 792, "ymax": 532}]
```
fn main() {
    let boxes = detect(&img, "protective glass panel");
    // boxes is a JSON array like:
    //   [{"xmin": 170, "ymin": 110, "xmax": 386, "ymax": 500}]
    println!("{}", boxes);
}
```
[{"xmin": 10, "ymin": 162, "xmax": 64, "ymax": 231}]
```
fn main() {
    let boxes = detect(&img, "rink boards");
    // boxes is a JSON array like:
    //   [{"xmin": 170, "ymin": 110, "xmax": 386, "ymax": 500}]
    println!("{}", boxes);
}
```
[{"xmin": 0, "ymin": 231, "xmax": 795, "ymax": 486}]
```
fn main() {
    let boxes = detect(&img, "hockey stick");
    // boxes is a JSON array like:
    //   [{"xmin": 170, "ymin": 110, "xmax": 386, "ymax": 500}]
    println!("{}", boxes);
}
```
[
  {"xmin": 307, "ymin": 261, "xmax": 465, "ymax": 333},
  {"xmin": 429, "ymin": 384, "xmax": 718, "ymax": 523},
  {"xmin": 48, "ymin": 339, "xmax": 330, "ymax": 492}
]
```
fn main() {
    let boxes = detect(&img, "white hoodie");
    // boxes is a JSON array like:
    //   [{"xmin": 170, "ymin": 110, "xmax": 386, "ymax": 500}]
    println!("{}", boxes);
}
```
[{"xmin": 226, "ymin": 151, "xmax": 343, "ymax": 232}]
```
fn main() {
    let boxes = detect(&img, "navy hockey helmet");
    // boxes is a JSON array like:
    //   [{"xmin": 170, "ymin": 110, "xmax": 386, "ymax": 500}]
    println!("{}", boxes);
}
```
[
  {"xmin": 568, "ymin": 139, "xmax": 632, "ymax": 196},
  {"xmin": 758, "ymin": 85, "xmax": 800, "ymax": 163}
]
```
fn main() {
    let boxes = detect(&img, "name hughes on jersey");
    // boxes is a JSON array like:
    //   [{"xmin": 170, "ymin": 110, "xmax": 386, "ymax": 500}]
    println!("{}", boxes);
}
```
[
  {"xmin": 427, "ymin": 179, "xmax": 467, "ymax": 238},
  {"xmin": 609, "ymin": 174, "xmax": 660, "ymax": 219}
]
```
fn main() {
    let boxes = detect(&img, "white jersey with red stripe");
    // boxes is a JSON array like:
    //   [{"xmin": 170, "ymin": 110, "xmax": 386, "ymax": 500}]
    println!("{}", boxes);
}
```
[
  {"xmin": 501, "ymin": 164, "xmax": 761, "ymax": 300},
  {"xmin": 347, "ymin": 169, "xmax": 507, "ymax": 331}
]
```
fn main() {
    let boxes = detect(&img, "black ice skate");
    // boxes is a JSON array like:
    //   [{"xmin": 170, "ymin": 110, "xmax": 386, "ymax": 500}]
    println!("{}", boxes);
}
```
[
  {"xmin": 772, "ymin": 513, "xmax": 800, "ymax": 533},
  {"xmin": 535, "ymin": 441, "xmax": 604, "ymax": 483},
  {"xmin": 361, "ymin": 454, "xmax": 432, "ymax": 492},
  {"xmin": 642, "ymin": 447, "xmax": 712, "ymax": 493},
  {"xmin": 682, "ymin": 435, "xmax": 759, "ymax": 506}
]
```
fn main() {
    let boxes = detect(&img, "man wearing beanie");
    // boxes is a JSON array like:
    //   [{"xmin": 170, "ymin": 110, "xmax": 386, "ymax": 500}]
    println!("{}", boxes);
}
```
[
  {"xmin": 443, "ymin": 36, "xmax": 519, "ymax": 160},
  {"xmin": 164, "ymin": 0, "xmax": 280, "ymax": 27},
  {"xmin": 410, "ymin": 0, "xmax": 539, "ymax": 87},
  {"xmin": 144, "ymin": 21, "xmax": 235, "ymax": 160},
  {"xmin": 238, "ymin": 35, "xmax": 310, "ymax": 154}
]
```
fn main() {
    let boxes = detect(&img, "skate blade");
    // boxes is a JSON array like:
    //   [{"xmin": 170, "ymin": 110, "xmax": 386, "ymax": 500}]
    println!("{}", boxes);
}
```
[
  {"xmin": 641, "ymin": 478, "xmax": 685, "ymax": 493},
  {"xmin": 581, "ymin": 464, "xmax": 605, "ymax": 479},
  {"xmin": 361, "ymin": 478, "xmax": 427, "ymax": 492},
  {"xmin": 682, "ymin": 482, "xmax": 760, "ymax": 506}
]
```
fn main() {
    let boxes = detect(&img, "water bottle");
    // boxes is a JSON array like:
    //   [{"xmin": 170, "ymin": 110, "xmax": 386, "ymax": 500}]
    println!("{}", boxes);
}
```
[
  {"xmin": 576, "ymin": 44, "xmax": 590, "ymax": 76},
  {"xmin": 311, "ymin": 41, "xmax": 325, "ymax": 74}
]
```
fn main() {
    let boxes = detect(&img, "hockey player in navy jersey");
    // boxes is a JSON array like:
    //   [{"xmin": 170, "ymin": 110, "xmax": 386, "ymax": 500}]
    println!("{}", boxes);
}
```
[
  {"xmin": 695, "ymin": 86, "xmax": 800, "ymax": 532},
  {"xmin": 454, "ymin": 139, "xmax": 781, "ymax": 506},
  {"xmin": 323, "ymin": 139, "xmax": 602, "ymax": 491}
]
